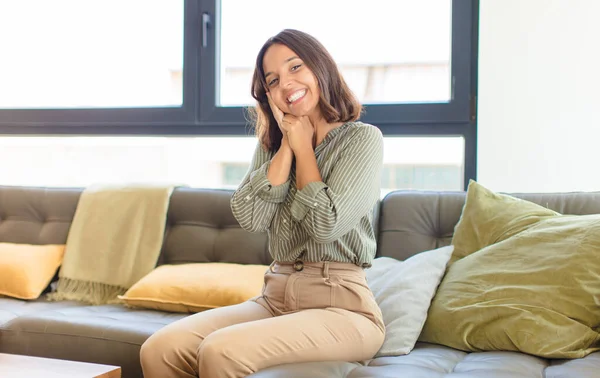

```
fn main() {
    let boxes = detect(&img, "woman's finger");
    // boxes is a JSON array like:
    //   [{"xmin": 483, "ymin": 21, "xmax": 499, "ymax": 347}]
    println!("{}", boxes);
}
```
[{"xmin": 266, "ymin": 92, "xmax": 284, "ymax": 124}]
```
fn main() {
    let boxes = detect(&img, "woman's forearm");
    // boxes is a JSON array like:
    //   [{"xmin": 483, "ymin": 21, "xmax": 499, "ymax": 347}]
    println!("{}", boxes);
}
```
[
  {"xmin": 295, "ymin": 145, "xmax": 322, "ymax": 190},
  {"xmin": 267, "ymin": 138, "xmax": 294, "ymax": 186}
]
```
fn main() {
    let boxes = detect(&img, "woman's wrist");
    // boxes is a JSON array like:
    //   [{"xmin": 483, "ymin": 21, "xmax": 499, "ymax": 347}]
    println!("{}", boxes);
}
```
[
  {"xmin": 291, "ymin": 143, "xmax": 314, "ymax": 160},
  {"xmin": 280, "ymin": 136, "xmax": 293, "ymax": 155}
]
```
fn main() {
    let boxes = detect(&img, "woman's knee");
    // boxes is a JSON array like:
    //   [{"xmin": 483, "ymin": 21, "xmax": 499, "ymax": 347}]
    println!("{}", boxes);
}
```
[
  {"xmin": 140, "ymin": 330, "xmax": 167, "ymax": 366},
  {"xmin": 198, "ymin": 332, "xmax": 228, "ymax": 364},
  {"xmin": 198, "ymin": 331, "xmax": 250, "ymax": 377},
  {"xmin": 140, "ymin": 324, "xmax": 200, "ymax": 375}
]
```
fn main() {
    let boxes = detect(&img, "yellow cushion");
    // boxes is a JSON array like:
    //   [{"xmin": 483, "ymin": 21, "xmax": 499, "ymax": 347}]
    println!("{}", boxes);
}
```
[
  {"xmin": 420, "ymin": 181, "xmax": 600, "ymax": 358},
  {"xmin": 118, "ymin": 263, "xmax": 268, "ymax": 313},
  {"xmin": 0, "ymin": 243, "xmax": 65, "ymax": 300}
]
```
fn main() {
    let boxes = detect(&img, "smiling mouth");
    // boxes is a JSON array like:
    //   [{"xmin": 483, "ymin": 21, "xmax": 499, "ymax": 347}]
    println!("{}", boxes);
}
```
[{"xmin": 287, "ymin": 89, "xmax": 306, "ymax": 104}]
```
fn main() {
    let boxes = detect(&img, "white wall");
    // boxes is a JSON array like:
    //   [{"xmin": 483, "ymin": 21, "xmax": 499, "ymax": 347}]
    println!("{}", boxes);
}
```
[{"xmin": 477, "ymin": 0, "xmax": 600, "ymax": 192}]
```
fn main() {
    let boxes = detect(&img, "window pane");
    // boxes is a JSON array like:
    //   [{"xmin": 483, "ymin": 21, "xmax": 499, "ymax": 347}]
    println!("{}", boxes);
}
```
[
  {"xmin": 219, "ymin": 0, "xmax": 451, "ymax": 107},
  {"xmin": 0, "ymin": 0, "xmax": 183, "ymax": 109},
  {"xmin": 0, "ymin": 136, "xmax": 463, "ymax": 196},
  {"xmin": 381, "ymin": 137, "xmax": 464, "ymax": 195}
]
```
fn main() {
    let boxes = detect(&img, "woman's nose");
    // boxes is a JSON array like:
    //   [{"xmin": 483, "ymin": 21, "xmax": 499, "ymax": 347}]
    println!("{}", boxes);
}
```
[{"xmin": 279, "ymin": 73, "xmax": 293, "ymax": 88}]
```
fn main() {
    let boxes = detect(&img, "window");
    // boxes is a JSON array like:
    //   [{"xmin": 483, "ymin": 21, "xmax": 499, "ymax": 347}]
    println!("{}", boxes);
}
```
[
  {"xmin": 0, "ymin": 136, "xmax": 257, "ymax": 188},
  {"xmin": 0, "ymin": 1, "xmax": 478, "ymax": 190},
  {"xmin": 200, "ymin": 0, "xmax": 476, "ymax": 128},
  {"xmin": 0, "ymin": 0, "xmax": 184, "ymax": 109},
  {"xmin": 380, "ymin": 136, "xmax": 464, "ymax": 194},
  {"xmin": 381, "ymin": 166, "xmax": 462, "ymax": 191},
  {"xmin": 222, "ymin": 163, "xmax": 250, "ymax": 188},
  {"xmin": 218, "ymin": 0, "xmax": 452, "ymax": 106},
  {"xmin": 0, "ymin": 136, "xmax": 463, "ymax": 195}
]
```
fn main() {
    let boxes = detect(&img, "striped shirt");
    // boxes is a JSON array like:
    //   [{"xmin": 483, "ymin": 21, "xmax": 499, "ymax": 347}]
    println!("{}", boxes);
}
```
[{"xmin": 230, "ymin": 121, "xmax": 383, "ymax": 267}]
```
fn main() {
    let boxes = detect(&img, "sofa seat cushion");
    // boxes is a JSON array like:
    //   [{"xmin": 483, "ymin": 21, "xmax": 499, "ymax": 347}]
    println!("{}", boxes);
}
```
[
  {"xmin": 249, "ymin": 343, "xmax": 600, "ymax": 378},
  {"xmin": 0, "ymin": 303, "xmax": 187, "ymax": 378},
  {"xmin": 0, "ymin": 296, "xmax": 83, "ymax": 327}
]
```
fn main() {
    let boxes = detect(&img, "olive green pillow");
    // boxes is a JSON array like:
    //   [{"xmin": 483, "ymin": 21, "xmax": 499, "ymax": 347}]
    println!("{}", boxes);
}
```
[
  {"xmin": 450, "ymin": 180, "xmax": 559, "ymax": 263},
  {"xmin": 420, "ymin": 181, "xmax": 600, "ymax": 358}
]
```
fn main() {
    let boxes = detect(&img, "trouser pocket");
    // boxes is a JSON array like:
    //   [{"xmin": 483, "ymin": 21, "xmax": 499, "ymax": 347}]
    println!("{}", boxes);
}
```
[
  {"xmin": 286, "ymin": 274, "xmax": 334, "ymax": 311},
  {"xmin": 331, "ymin": 275, "xmax": 384, "ymax": 329}
]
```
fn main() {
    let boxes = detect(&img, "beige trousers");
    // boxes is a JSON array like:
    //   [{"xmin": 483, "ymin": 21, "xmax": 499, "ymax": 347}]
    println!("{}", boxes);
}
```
[{"xmin": 140, "ymin": 261, "xmax": 385, "ymax": 378}]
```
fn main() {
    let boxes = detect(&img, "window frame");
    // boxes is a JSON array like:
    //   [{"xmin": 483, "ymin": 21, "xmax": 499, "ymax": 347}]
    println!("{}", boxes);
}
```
[
  {"xmin": 0, "ymin": 0, "xmax": 478, "ymax": 188},
  {"xmin": 199, "ymin": 0, "xmax": 475, "ymax": 127},
  {"xmin": 0, "ymin": 1, "xmax": 199, "ymax": 131}
]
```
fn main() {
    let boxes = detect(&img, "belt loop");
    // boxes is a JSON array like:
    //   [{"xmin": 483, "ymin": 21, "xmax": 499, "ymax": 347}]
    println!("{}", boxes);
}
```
[{"xmin": 323, "ymin": 262, "xmax": 330, "ymax": 279}]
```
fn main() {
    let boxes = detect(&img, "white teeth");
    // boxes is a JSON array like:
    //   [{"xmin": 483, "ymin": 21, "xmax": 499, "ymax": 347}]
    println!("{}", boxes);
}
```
[{"xmin": 287, "ymin": 90, "xmax": 306, "ymax": 103}]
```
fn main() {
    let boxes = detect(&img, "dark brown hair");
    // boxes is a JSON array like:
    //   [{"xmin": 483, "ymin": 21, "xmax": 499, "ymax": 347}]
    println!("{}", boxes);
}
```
[{"xmin": 249, "ymin": 29, "xmax": 362, "ymax": 152}]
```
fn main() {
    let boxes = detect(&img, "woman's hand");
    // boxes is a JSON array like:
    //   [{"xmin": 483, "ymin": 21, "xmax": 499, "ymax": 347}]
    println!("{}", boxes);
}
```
[
  {"xmin": 264, "ymin": 93, "xmax": 294, "ymax": 186},
  {"xmin": 281, "ymin": 114, "xmax": 314, "ymax": 154},
  {"xmin": 267, "ymin": 93, "xmax": 288, "ymax": 142},
  {"xmin": 266, "ymin": 93, "xmax": 314, "ymax": 153}
]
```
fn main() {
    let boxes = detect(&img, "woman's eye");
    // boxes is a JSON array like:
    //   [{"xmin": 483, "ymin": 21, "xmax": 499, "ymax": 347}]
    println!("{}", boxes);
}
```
[
  {"xmin": 291, "ymin": 64, "xmax": 302, "ymax": 71},
  {"xmin": 268, "ymin": 78, "xmax": 278, "ymax": 87}
]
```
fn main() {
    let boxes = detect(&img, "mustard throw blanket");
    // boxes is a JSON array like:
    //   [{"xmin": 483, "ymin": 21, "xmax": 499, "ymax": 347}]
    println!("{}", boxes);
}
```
[{"xmin": 48, "ymin": 183, "xmax": 177, "ymax": 305}]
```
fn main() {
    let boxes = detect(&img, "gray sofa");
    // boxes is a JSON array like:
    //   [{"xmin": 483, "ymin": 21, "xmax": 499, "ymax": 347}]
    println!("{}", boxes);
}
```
[{"xmin": 1, "ymin": 185, "xmax": 599, "ymax": 378}]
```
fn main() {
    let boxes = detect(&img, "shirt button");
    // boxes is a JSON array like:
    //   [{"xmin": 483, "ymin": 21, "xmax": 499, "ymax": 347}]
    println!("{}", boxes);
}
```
[
  {"xmin": 245, "ymin": 195, "xmax": 251, "ymax": 201},
  {"xmin": 283, "ymin": 219, "xmax": 287, "ymax": 224},
  {"xmin": 313, "ymin": 202, "xmax": 318, "ymax": 207}
]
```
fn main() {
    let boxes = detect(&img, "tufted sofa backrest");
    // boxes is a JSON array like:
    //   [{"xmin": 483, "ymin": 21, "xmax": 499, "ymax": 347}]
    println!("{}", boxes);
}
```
[
  {"xmin": 2, "ymin": 185, "xmax": 600, "ymax": 266},
  {"xmin": 159, "ymin": 188, "xmax": 270, "ymax": 265},
  {"xmin": 0, "ymin": 186, "xmax": 81, "ymax": 245},
  {"xmin": 376, "ymin": 190, "xmax": 600, "ymax": 260},
  {"xmin": 0, "ymin": 186, "xmax": 270, "ymax": 266}
]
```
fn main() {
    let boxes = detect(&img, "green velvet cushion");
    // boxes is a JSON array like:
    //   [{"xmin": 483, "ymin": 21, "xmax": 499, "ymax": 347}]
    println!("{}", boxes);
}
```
[
  {"xmin": 419, "ymin": 181, "xmax": 600, "ymax": 358},
  {"xmin": 450, "ymin": 180, "xmax": 559, "ymax": 263}
]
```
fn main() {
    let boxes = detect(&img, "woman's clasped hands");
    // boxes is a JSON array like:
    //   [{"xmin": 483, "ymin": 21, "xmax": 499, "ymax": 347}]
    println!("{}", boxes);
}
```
[{"xmin": 267, "ymin": 92, "xmax": 315, "ymax": 153}]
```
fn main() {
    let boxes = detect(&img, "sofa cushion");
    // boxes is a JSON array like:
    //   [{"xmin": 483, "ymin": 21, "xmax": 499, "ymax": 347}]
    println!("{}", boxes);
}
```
[
  {"xmin": 0, "ymin": 186, "xmax": 80, "ymax": 245},
  {"xmin": 160, "ymin": 188, "xmax": 271, "ymax": 266},
  {"xmin": 377, "ymin": 191, "xmax": 464, "ymax": 260},
  {"xmin": 450, "ymin": 180, "xmax": 559, "ymax": 262},
  {"xmin": 0, "ymin": 243, "xmax": 65, "ymax": 299},
  {"xmin": 376, "ymin": 189, "xmax": 600, "ymax": 262},
  {"xmin": 366, "ymin": 246, "xmax": 453, "ymax": 357},
  {"xmin": 249, "ymin": 343, "xmax": 600, "ymax": 378},
  {"xmin": 0, "ymin": 303, "xmax": 186, "ymax": 378},
  {"xmin": 420, "ymin": 181, "xmax": 600, "ymax": 358},
  {"xmin": 119, "ymin": 263, "xmax": 268, "ymax": 313},
  {"xmin": 0, "ymin": 296, "xmax": 83, "ymax": 327}
]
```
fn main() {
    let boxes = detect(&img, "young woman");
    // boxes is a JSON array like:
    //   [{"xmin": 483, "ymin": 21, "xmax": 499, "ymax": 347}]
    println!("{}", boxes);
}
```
[{"xmin": 140, "ymin": 29, "xmax": 385, "ymax": 378}]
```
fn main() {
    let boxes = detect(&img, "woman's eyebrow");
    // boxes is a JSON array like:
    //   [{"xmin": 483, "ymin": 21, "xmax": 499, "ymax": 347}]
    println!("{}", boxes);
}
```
[{"xmin": 265, "ymin": 56, "xmax": 300, "ymax": 78}]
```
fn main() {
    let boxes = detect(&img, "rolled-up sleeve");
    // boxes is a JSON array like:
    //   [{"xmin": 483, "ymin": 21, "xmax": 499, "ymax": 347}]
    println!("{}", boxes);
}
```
[
  {"xmin": 291, "ymin": 126, "xmax": 383, "ymax": 243},
  {"xmin": 290, "ymin": 181, "xmax": 328, "ymax": 221},
  {"xmin": 231, "ymin": 142, "xmax": 290, "ymax": 232},
  {"xmin": 248, "ymin": 162, "xmax": 290, "ymax": 203}
]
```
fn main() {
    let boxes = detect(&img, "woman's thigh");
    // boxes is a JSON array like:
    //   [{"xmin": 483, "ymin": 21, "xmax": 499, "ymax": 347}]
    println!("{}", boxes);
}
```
[
  {"xmin": 140, "ymin": 300, "xmax": 273, "ymax": 378},
  {"xmin": 151, "ymin": 300, "xmax": 273, "ymax": 341},
  {"xmin": 198, "ymin": 307, "xmax": 384, "ymax": 378}
]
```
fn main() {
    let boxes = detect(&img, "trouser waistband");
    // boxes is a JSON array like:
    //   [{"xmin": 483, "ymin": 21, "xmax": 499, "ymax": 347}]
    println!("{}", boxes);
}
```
[{"xmin": 268, "ymin": 260, "xmax": 364, "ymax": 278}]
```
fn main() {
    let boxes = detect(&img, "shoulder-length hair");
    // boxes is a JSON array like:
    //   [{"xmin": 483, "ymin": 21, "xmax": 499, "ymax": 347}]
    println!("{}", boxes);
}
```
[{"xmin": 249, "ymin": 29, "xmax": 362, "ymax": 152}]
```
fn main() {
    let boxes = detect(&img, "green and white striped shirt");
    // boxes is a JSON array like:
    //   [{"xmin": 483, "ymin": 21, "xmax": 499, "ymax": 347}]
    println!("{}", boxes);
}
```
[{"xmin": 231, "ymin": 121, "xmax": 383, "ymax": 267}]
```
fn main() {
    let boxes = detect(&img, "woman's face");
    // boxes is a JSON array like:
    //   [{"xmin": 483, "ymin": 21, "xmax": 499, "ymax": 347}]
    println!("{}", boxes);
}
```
[{"xmin": 262, "ymin": 43, "xmax": 321, "ymax": 119}]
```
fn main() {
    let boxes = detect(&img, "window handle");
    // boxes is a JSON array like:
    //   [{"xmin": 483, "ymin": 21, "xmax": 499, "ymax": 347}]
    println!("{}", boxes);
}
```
[{"xmin": 202, "ymin": 13, "xmax": 211, "ymax": 48}]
